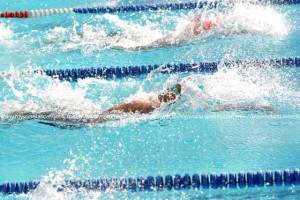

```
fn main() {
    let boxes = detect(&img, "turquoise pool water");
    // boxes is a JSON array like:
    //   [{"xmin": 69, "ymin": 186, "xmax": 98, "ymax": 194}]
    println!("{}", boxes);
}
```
[{"xmin": 0, "ymin": 0, "xmax": 300, "ymax": 199}]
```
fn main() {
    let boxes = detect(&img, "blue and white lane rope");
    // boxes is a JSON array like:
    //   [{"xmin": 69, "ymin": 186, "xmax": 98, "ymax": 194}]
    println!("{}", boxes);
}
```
[
  {"xmin": 1, "ymin": 169, "xmax": 300, "ymax": 195},
  {"xmin": 41, "ymin": 57, "xmax": 300, "ymax": 81},
  {"xmin": 1, "ymin": 0, "xmax": 300, "ymax": 18}
]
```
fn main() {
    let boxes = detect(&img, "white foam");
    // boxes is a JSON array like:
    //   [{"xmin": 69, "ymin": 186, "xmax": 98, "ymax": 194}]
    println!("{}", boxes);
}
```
[
  {"xmin": 180, "ymin": 62, "xmax": 299, "ymax": 111},
  {"xmin": 101, "ymin": 14, "xmax": 164, "ymax": 49},
  {"xmin": 1, "ymin": 60, "xmax": 299, "ymax": 124},
  {"xmin": 219, "ymin": 4, "xmax": 290, "ymax": 36},
  {"xmin": 44, "ymin": 3, "xmax": 290, "ymax": 53},
  {"xmin": 0, "ymin": 61, "xmax": 298, "ymax": 198},
  {"xmin": 71, "ymin": 4, "xmax": 288, "ymax": 51},
  {"xmin": 0, "ymin": 23, "xmax": 13, "ymax": 42},
  {"xmin": 59, "ymin": 14, "xmax": 167, "ymax": 51}
]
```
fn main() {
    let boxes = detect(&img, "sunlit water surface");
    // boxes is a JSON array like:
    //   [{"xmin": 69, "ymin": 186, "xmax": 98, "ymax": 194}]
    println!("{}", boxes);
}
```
[{"xmin": 0, "ymin": 0, "xmax": 300, "ymax": 199}]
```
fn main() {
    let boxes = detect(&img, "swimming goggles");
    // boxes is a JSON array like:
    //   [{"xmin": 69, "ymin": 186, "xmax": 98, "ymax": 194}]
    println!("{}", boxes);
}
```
[{"xmin": 167, "ymin": 85, "xmax": 181, "ymax": 97}]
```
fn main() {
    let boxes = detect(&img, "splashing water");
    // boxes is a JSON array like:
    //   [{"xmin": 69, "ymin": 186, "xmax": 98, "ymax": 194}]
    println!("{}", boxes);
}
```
[
  {"xmin": 0, "ymin": 1, "xmax": 296, "ymax": 124},
  {"xmin": 219, "ymin": 4, "xmax": 290, "ymax": 36},
  {"xmin": 29, "ymin": 3, "xmax": 290, "ymax": 52},
  {"xmin": 0, "ymin": 60, "xmax": 299, "ymax": 128},
  {"xmin": 0, "ymin": 23, "xmax": 13, "ymax": 42},
  {"xmin": 60, "ymin": 14, "xmax": 167, "ymax": 52},
  {"xmin": 181, "ymin": 63, "xmax": 299, "ymax": 112},
  {"xmin": 16, "ymin": 61, "xmax": 299, "ymax": 199},
  {"xmin": 0, "ymin": 1, "xmax": 299, "ymax": 199},
  {"xmin": 0, "ymin": 23, "xmax": 14, "ymax": 50},
  {"xmin": 50, "ymin": 4, "xmax": 289, "ymax": 50}
]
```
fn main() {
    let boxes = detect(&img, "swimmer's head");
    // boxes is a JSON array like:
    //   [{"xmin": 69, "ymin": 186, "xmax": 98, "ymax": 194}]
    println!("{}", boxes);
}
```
[
  {"xmin": 194, "ymin": 14, "xmax": 220, "ymax": 30},
  {"xmin": 158, "ymin": 84, "xmax": 182, "ymax": 103}
]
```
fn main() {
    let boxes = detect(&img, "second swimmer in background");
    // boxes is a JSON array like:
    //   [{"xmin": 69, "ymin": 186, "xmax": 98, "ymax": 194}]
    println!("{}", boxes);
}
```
[
  {"xmin": 73, "ymin": 13, "xmax": 221, "ymax": 50},
  {"xmin": 142, "ymin": 14, "xmax": 220, "ymax": 49}
]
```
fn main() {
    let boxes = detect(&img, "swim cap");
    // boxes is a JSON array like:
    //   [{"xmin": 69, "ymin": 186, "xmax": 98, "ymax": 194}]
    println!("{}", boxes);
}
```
[{"xmin": 202, "ymin": 16, "xmax": 219, "ymax": 30}]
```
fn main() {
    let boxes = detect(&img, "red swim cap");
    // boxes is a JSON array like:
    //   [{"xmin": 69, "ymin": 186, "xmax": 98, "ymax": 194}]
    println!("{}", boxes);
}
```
[{"xmin": 202, "ymin": 16, "xmax": 219, "ymax": 30}]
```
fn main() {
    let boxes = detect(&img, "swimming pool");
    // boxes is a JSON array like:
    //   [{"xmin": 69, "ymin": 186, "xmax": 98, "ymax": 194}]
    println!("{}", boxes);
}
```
[{"xmin": 0, "ymin": 0, "xmax": 300, "ymax": 199}]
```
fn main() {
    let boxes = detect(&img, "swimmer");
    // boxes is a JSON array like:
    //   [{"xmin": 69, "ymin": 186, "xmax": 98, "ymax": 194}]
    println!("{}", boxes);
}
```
[
  {"xmin": 107, "ymin": 84, "xmax": 181, "ymax": 114},
  {"xmin": 141, "ymin": 14, "xmax": 221, "ymax": 49},
  {"xmin": 113, "ymin": 14, "xmax": 221, "ymax": 50},
  {"xmin": 4, "ymin": 84, "xmax": 182, "ymax": 125},
  {"xmin": 1, "ymin": 83, "xmax": 276, "ymax": 128},
  {"xmin": 46, "ymin": 13, "xmax": 221, "ymax": 50}
]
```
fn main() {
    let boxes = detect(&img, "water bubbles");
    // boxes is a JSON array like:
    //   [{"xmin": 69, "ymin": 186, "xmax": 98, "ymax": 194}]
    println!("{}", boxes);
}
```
[{"xmin": 118, "ymin": 142, "xmax": 122, "ymax": 147}]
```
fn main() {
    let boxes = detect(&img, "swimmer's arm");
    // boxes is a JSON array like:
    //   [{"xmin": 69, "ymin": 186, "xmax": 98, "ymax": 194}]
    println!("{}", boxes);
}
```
[
  {"xmin": 152, "ymin": 16, "xmax": 205, "ymax": 47},
  {"xmin": 107, "ymin": 100, "xmax": 161, "ymax": 114},
  {"xmin": 120, "ymin": 34, "xmax": 176, "ymax": 51},
  {"xmin": 192, "ymin": 15, "xmax": 204, "ymax": 35},
  {"xmin": 128, "ymin": 18, "xmax": 201, "ymax": 50},
  {"xmin": 124, "ymin": 17, "xmax": 203, "ymax": 51}
]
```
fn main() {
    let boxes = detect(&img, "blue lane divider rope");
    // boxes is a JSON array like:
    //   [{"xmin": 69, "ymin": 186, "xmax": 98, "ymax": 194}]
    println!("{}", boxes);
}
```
[
  {"xmin": 73, "ymin": 1, "xmax": 217, "ymax": 14},
  {"xmin": 73, "ymin": 0, "xmax": 300, "ymax": 14},
  {"xmin": 1, "ymin": 169, "xmax": 300, "ymax": 195},
  {"xmin": 1, "ymin": 0, "xmax": 300, "ymax": 19},
  {"xmin": 41, "ymin": 57, "xmax": 300, "ymax": 81}
]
